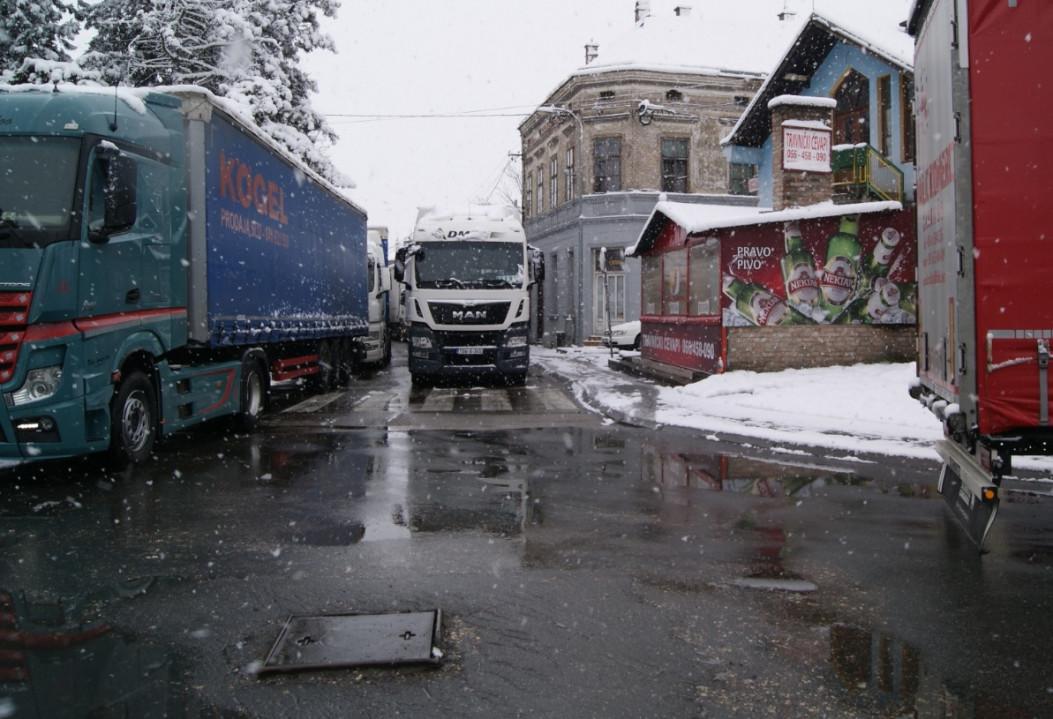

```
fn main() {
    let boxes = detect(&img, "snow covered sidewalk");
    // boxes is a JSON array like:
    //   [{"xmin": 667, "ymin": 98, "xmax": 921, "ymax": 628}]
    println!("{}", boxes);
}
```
[{"xmin": 533, "ymin": 347, "xmax": 944, "ymax": 461}]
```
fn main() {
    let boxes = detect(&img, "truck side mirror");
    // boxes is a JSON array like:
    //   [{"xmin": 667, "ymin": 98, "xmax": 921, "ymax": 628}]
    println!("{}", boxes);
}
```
[
  {"xmin": 89, "ymin": 152, "xmax": 138, "ymax": 243},
  {"xmin": 393, "ymin": 247, "xmax": 408, "ymax": 283}
]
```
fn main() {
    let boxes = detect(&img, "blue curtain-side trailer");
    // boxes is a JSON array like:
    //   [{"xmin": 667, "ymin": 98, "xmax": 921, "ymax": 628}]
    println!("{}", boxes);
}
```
[{"xmin": 0, "ymin": 86, "xmax": 367, "ymax": 466}]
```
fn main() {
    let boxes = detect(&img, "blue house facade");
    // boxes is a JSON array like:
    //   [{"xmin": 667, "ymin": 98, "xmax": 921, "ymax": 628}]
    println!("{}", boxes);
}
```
[{"xmin": 722, "ymin": 15, "xmax": 915, "ymax": 208}]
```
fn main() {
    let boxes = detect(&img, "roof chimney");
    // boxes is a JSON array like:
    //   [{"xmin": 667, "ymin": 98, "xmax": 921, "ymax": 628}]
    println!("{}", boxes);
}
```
[
  {"xmin": 674, "ymin": 5, "xmax": 692, "ymax": 17},
  {"xmin": 778, "ymin": 1, "xmax": 797, "ymax": 22},
  {"xmin": 584, "ymin": 42, "xmax": 599, "ymax": 65},
  {"xmin": 635, "ymin": 1, "xmax": 651, "ymax": 24}
]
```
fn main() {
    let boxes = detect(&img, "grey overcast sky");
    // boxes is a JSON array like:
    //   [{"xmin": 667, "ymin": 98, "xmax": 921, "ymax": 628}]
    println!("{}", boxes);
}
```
[{"xmin": 304, "ymin": 0, "xmax": 913, "ymax": 240}]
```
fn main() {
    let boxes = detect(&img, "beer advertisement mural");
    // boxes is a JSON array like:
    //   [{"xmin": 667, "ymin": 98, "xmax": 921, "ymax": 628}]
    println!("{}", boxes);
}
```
[{"xmin": 721, "ymin": 212, "xmax": 916, "ymax": 328}]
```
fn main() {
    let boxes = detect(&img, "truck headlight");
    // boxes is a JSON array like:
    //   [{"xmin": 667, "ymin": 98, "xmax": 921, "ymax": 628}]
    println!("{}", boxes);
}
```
[
  {"xmin": 411, "ymin": 335, "xmax": 433, "ymax": 349},
  {"xmin": 506, "ymin": 335, "xmax": 527, "ymax": 348},
  {"xmin": 5, "ymin": 366, "xmax": 63, "ymax": 407}
]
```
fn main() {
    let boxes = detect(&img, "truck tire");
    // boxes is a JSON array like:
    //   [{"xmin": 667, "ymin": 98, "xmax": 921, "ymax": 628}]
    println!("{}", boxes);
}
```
[
  {"xmin": 506, "ymin": 372, "xmax": 528, "ymax": 387},
  {"xmin": 410, "ymin": 372, "xmax": 431, "ymax": 388},
  {"xmin": 236, "ymin": 357, "xmax": 268, "ymax": 431},
  {"xmin": 310, "ymin": 340, "xmax": 336, "ymax": 391},
  {"xmin": 380, "ymin": 330, "xmax": 392, "ymax": 368},
  {"xmin": 109, "ymin": 371, "xmax": 157, "ymax": 466}
]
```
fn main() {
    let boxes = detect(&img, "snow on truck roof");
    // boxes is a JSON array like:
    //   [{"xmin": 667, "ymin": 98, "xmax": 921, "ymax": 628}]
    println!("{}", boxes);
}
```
[{"xmin": 413, "ymin": 205, "xmax": 524, "ymax": 242}]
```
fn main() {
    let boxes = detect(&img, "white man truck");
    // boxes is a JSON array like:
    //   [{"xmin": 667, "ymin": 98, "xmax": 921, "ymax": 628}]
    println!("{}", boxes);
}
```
[
  {"xmin": 907, "ymin": 0, "xmax": 1053, "ymax": 548},
  {"xmin": 361, "ymin": 227, "xmax": 392, "ymax": 367},
  {"xmin": 394, "ymin": 206, "xmax": 536, "ymax": 386}
]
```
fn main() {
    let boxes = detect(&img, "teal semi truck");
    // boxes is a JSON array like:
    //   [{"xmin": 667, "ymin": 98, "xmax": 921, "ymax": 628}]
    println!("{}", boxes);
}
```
[{"xmin": 0, "ymin": 86, "xmax": 368, "ymax": 466}]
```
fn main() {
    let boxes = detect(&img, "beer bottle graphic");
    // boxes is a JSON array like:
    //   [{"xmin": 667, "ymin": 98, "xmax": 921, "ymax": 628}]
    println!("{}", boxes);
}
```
[
  {"xmin": 897, "ymin": 281, "xmax": 918, "ymax": 318},
  {"xmin": 866, "ymin": 227, "xmax": 901, "ymax": 279},
  {"xmin": 723, "ymin": 275, "xmax": 810, "ymax": 326},
  {"xmin": 839, "ymin": 277, "xmax": 902, "ymax": 323},
  {"xmin": 819, "ymin": 214, "xmax": 862, "ymax": 320},
  {"xmin": 780, "ymin": 221, "xmax": 820, "ymax": 308}
]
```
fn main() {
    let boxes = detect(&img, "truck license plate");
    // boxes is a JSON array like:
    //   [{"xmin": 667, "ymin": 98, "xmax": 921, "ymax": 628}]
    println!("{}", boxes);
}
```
[{"xmin": 455, "ymin": 347, "xmax": 484, "ymax": 355}]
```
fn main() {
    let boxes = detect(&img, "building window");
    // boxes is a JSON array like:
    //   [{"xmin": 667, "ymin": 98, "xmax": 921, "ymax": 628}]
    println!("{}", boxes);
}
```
[
  {"xmin": 662, "ymin": 248, "xmax": 688, "ymax": 315},
  {"xmin": 550, "ymin": 156, "xmax": 559, "ymax": 209},
  {"xmin": 734, "ymin": 95, "xmax": 750, "ymax": 107},
  {"xmin": 728, "ymin": 162, "xmax": 757, "ymax": 195},
  {"xmin": 833, "ymin": 69, "xmax": 870, "ymax": 145},
  {"xmin": 878, "ymin": 75, "xmax": 892, "ymax": 156},
  {"xmin": 661, "ymin": 138, "xmax": 689, "ymax": 193},
  {"xmin": 599, "ymin": 90, "xmax": 615, "ymax": 101},
  {"xmin": 536, "ymin": 167, "xmax": 544, "ymax": 215},
  {"xmin": 642, "ymin": 256, "xmax": 661, "ymax": 315},
  {"xmin": 901, "ymin": 75, "xmax": 916, "ymax": 164},
  {"xmin": 525, "ymin": 172, "xmax": 532, "ymax": 218},
  {"xmin": 665, "ymin": 89, "xmax": 683, "ymax": 102},
  {"xmin": 688, "ymin": 240, "xmax": 720, "ymax": 316},
  {"xmin": 564, "ymin": 147, "xmax": 575, "ymax": 202},
  {"xmin": 593, "ymin": 137, "xmax": 622, "ymax": 193},
  {"xmin": 593, "ymin": 248, "xmax": 626, "ymax": 326}
]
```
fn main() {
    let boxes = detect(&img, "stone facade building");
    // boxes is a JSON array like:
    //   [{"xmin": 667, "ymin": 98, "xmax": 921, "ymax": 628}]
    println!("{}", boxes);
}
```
[{"xmin": 519, "ymin": 4, "xmax": 796, "ymax": 345}]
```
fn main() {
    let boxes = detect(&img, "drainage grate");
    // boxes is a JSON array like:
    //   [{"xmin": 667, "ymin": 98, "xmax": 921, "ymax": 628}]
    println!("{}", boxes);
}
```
[{"xmin": 259, "ymin": 610, "xmax": 443, "ymax": 674}]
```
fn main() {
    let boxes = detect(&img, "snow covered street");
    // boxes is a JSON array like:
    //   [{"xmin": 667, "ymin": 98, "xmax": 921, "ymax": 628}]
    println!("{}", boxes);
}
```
[{"xmin": 534, "ymin": 347, "xmax": 1053, "ymax": 474}]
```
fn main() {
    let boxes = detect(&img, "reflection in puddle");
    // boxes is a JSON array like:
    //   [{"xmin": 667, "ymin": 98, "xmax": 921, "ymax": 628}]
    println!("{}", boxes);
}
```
[
  {"xmin": 642, "ymin": 444, "xmax": 866, "ymax": 498},
  {"xmin": 0, "ymin": 588, "xmax": 235, "ymax": 718}
]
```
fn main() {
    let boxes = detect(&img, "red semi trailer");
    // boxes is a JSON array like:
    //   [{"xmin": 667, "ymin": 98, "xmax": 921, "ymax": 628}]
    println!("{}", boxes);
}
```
[{"xmin": 907, "ymin": 0, "xmax": 1053, "ymax": 547}]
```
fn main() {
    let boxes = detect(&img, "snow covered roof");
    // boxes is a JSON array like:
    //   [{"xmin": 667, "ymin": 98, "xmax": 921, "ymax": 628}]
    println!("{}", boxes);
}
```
[
  {"xmin": 721, "ymin": 10, "xmax": 914, "ymax": 148},
  {"xmin": 629, "ymin": 199, "xmax": 903, "ymax": 256},
  {"xmin": 570, "ymin": 9, "xmax": 803, "ymax": 79}
]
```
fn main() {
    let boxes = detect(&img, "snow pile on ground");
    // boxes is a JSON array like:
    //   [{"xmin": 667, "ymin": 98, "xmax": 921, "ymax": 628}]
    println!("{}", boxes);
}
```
[
  {"xmin": 534, "ymin": 347, "xmax": 1052, "ymax": 475},
  {"xmin": 534, "ymin": 347, "xmax": 941, "ymax": 459}
]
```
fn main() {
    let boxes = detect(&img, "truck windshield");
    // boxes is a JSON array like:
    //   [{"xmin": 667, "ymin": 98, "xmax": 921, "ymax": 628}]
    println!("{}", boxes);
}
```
[
  {"xmin": 0, "ymin": 136, "xmax": 81, "ymax": 248},
  {"xmin": 414, "ymin": 241, "xmax": 525, "ymax": 289}
]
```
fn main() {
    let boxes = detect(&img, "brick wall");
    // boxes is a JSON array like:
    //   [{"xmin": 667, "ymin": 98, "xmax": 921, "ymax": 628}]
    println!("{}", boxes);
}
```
[{"xmin": 726, "ymin": 325, "xmax": 917, "ymax": 372}]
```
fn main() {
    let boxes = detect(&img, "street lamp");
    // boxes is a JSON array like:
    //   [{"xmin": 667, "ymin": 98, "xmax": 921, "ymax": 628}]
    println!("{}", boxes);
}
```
[{"xmin": 536, "ymin": 104, "xmax": 586, "ymax": 344}]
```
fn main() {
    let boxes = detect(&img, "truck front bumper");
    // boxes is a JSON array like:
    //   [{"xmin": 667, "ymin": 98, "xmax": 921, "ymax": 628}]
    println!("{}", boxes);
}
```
[{"xmin": 408, "ymin": 324, "xmax": 529, "ymax": 378}]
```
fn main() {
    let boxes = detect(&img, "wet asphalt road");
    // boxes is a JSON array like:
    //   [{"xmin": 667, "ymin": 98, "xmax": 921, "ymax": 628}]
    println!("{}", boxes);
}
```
[{"xmin": 1, "ymin": 344, "xmax": 1052, "ymax": 718}]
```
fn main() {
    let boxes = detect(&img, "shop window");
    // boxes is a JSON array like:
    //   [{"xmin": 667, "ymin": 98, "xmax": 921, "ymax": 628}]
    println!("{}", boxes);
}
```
[
  {"xmin": 728, "ymin": 162, "xmax": 757, "ymax": 196},
  {"xmin": 593, "ymin": 137, "xmax": 622, "ymax": 193},
  {"xmin": 642, "ymin": 255, "xmax": 661, "ymax": 315},
  {"xmin": 593, "ymin": 248, "xmax": 626, "ymax": 326},
  {"xmin": 663, "ymin": 248, "xmax": 688, "ymax": 315},
  {"xmin": 661, "ymin": 138, "xmax": 689, "ymax": 193},
  {"xmin": 688, "ymin": 240, "xmax": 720, "ymax": 316}
]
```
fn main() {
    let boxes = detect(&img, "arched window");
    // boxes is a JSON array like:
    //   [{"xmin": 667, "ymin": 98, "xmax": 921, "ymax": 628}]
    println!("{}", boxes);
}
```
[{"xmin": 832, "ymin": 69, "xmax": 870, "ymax": 145}]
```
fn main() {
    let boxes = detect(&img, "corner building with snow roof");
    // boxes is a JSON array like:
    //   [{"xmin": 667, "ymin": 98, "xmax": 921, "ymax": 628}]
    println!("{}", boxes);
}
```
[{"xmin": 518, "ymin": 3, "xmax": 800, "ymax": 347}]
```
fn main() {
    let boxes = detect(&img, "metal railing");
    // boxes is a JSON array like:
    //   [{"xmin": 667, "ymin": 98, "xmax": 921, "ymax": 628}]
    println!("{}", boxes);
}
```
[{"xmin": 831, "ymin": 144, "xmax": 904, "ymax": 203}]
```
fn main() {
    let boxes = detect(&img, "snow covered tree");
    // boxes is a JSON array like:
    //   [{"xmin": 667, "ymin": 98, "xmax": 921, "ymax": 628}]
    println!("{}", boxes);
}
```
[
  {"xmin": 222, "ymin": 0, "xmax": 344, "ymax": 183},
  {"xmin": 0, "ymin": 0, "xmax": 80, "ymax": 83},
  {"xmin": 78, "ymin": 0, "xmax": 346, "ymax": 184}
]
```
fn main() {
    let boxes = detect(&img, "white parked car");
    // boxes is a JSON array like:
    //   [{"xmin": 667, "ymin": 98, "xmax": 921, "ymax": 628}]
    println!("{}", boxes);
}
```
[{"xmin": 603, "ymin": 320, "xmax": 641, "ymax": 350}]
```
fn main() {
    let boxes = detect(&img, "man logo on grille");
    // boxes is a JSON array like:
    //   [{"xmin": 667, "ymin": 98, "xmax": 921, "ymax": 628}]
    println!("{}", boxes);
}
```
[{"xmin": 452, "ymin": 310, "xmax": 486, "ymax": 321}]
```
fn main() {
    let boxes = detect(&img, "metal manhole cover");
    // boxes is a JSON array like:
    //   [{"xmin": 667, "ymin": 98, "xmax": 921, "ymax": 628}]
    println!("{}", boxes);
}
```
[{"xmin": 259, "ymin": 610, "xmax": 443, "ymax": 674}]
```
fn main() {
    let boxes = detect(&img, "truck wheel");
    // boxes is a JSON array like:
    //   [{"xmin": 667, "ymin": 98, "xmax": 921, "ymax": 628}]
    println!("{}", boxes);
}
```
[
  {"xmin": 311, "ymin": 340, "xmax": 336, "ymax": 391},
  {"xmin": 410, "ymin": 372, "xmax": 431, "ymax": 388},
  {"xmin": 236, "ymin": 358, "xmax": 267, "ymax": 431},
  {"xmin": 380, "ymin": 330, "xmax": 392, "ymax": 368},
  {"xmin": 506, "ymin": 372, "xmax": 527, "ymax": 387},
  {"xmin": 109, "ymin": 371, "xmax": 157, "ymax": 466}
]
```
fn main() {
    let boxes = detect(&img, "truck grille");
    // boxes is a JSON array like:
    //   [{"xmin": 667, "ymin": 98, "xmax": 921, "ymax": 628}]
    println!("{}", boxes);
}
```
[
  {"xmin": 429, "ymin": 302, "xmax": 510, "ymax": 325},
  {"xmin": 0, "ymin": 292, "xmax": 31, "ymax": 385}
]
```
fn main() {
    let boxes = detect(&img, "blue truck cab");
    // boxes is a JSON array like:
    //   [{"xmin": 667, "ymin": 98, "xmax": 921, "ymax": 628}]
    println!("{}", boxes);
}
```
[{"xmin": 0, "ymin": 86, "xmax": 368, "ymax": 466}]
